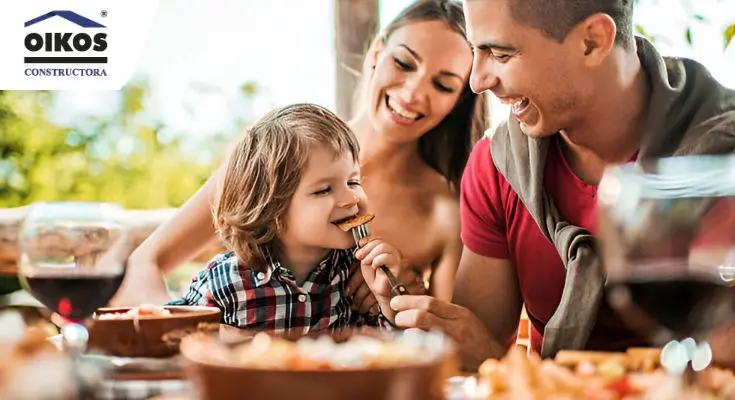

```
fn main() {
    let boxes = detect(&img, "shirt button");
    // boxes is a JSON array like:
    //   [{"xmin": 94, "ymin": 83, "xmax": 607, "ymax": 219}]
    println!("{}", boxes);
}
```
[
  {"xmin": 298, "ymin": 294, "xmax": 306, "ymax": 302},
  {"xmin": 256, "ymin": 272, "xmax": 265, "ymax": 280}
]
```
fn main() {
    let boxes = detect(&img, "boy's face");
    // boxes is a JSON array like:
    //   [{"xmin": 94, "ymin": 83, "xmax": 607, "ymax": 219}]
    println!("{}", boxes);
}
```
[{"xmin": 280, "ymin": 144, "xmax": 368, "ymax": 252}]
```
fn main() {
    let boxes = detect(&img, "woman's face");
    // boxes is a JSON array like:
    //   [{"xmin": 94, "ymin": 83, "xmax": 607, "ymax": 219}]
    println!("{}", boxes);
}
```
[{"xmin": 366, "ymin": 20, "xmax": 473, "ymax": 144}]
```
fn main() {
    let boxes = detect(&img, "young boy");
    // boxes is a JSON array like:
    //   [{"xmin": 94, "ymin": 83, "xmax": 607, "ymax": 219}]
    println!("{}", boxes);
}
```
[{"xmin": 169, "ymin": 103, "xmax": 402, "ymax": 332}]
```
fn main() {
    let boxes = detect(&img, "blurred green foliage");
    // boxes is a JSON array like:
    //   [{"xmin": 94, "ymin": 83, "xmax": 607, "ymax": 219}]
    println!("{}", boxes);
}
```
[
  {"xmin": 1, "ymin": 2, "xmax": 732, "ymax": 210},
  {"xmin": 633, "ymin": 0, "xmax": 735, "ymax": 49},
  {"xmin": 0, "ymin": 80, "xmax": 251, "ymax": 209}
]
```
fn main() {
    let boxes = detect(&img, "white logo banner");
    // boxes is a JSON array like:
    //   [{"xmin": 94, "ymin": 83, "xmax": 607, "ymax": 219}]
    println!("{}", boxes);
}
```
[{"xmin": 0, "ymin": 1, "xmax": 158, "ymax": 90}]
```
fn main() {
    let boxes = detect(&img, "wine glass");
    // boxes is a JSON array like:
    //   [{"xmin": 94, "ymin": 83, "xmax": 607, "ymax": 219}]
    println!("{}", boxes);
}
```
[
  {"xmin": 598, "ymin": 155, "xmax": 735, "ymax": 372},
  {"xmin": 17, "ymin": 201, "xmax": 131, "ymax": 354}
]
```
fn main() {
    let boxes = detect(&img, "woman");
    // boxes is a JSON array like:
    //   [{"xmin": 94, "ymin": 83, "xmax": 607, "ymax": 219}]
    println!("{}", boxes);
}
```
[{"xmin": 112, "ymin": 0, "xmax": 489, "ymax": 309}]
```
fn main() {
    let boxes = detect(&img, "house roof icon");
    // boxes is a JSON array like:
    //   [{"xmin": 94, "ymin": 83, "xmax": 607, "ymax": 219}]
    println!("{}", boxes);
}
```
[{"xmin": 25, "ymin": 10, "xmax": 106, "ymax": 28}]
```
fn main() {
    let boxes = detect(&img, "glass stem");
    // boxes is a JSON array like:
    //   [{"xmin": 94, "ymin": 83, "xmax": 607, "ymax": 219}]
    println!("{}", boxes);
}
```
[
  {"xmin": 61, "ymin": 323, "xmax": 96, "ymax": 399},
  {"xmin": 61, "ymin": 322, "xmax": 89, "ymax": 354}
]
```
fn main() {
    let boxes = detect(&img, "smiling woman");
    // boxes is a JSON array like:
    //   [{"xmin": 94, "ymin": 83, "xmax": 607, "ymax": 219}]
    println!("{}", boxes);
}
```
[
  {"xmin": 345, "ymin": 0, "xmax": 490, "ymax": 302},
  {"xmin": 353, "ymin": 3, "xmax": 487, "ymax": 190}
]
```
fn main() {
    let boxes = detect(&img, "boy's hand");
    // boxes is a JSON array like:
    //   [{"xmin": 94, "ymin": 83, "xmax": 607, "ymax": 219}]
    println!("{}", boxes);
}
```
[{"xmin": 354, "ymin": 237, "xmax": 402, "ymax": 323}]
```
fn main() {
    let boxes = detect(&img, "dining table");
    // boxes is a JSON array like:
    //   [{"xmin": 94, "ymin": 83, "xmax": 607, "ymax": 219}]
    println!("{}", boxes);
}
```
[{"xmin": 82, "ymin": 323, "xmax": 482, "ymax": 400}]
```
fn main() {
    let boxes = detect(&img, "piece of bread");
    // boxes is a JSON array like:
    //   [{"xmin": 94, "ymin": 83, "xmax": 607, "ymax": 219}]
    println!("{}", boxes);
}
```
[{"xmin": 335, "ymin": 214, "xmax": 375, "ymax": 232}]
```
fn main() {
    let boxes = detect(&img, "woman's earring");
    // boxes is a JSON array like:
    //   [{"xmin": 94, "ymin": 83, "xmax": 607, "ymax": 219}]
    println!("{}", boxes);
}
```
[{"xmin": 275, "ymin": 218, "xmax": 283, "ymax": 233}]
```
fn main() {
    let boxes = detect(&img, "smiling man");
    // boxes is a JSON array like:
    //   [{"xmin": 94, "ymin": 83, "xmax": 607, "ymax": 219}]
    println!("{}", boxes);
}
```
[{"xmin": 389, "ymin": 0, "xmax": 735, "ymax": 370}]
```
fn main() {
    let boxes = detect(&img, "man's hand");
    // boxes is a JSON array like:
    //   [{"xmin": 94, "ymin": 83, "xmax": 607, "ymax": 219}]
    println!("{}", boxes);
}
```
[
  {"xmin": 346, "ymin": 261, "xmax": 425, "ymax": 316},
  {"xmin": 390, "ymin": 295, "xmax": 506, "ymax": 371}
]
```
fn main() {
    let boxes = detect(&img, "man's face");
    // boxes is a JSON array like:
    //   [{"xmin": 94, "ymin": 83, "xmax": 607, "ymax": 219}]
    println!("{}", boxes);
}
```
[{"xmin": 464, "ymin": 0, "xmax": 590, "ymax": 138}]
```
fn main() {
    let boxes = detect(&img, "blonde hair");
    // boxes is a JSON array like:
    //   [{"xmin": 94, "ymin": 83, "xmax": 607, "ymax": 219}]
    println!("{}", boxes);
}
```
[{"xmin": 215, "ymin": 103, "xmax": 359, "ymax": 269}]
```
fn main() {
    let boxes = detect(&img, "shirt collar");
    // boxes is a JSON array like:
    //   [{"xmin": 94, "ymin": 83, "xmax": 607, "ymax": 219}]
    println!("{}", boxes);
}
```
[
  {"xmin": 251, "ymin": 245, "xmax": 281, "ymax": 287},
  {"xmin": 252, "ymin": 246, "xmax": 355, "ymax": 288}
]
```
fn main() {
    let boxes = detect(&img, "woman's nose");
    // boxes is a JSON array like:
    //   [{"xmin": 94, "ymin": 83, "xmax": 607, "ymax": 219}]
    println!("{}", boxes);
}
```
[{"xmin": 400, "ymin": 75, "xmax": 428, "ymax": 104}]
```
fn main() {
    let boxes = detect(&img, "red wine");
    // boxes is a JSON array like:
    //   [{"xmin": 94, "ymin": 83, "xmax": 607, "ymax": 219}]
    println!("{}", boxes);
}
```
[
  {"xmin": 22, "ymin": 272, "xmax": 124, "ymax": 321},
  {"xmin": 609, "ymin": 276, "xmax": 735, "ymax": 337}
]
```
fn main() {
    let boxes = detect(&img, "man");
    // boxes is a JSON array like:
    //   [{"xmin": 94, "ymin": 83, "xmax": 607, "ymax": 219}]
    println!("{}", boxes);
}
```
[{"xmin": 390, "ymin": 0, "xmax": 735, "ymax": 370}]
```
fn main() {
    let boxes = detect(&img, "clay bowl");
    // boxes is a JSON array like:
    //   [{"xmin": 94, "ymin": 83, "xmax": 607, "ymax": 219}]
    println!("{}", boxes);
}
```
[
  {"xmin": 87, "ymin": 306, "xmax": 220, "ymax": 358},
  {"xmin": 180, "ymin": 330, "xmax": 458, "ymax": 400}
]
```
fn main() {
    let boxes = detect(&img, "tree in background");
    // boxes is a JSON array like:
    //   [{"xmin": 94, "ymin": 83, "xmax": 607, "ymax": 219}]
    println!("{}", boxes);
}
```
[
  {"xmin": 0, "ymin": 1, "xmax": 732, "ymax": 211},
  {"xmin": 0, "ymin": 80, "xmax": 256, "ymax": 209},
  {"xmin": 633, "ymin": 0, "xmax": 734, "ymax": 49}
]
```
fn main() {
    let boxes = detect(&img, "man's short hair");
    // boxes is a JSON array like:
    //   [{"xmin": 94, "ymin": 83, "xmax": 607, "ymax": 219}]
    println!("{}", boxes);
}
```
[{"xmin": 509, "ymin": 0, "xmax": 635, "ymax": 49}]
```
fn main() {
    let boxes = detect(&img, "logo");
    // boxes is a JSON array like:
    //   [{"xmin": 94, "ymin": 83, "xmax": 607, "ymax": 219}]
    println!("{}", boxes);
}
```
[
  {"xmin": 0, "ymin": 1, "xmax": 159, "ymax": 90},
  {"xmin": 24, "ymin": 10, "xmax": 108, "ymax": 65}
]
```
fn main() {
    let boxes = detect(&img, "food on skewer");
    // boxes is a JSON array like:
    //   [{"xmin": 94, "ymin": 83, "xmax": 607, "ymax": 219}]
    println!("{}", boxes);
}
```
[{"xmin": 334, "ymin": 213, "xmax": 375, "ymax": 232}]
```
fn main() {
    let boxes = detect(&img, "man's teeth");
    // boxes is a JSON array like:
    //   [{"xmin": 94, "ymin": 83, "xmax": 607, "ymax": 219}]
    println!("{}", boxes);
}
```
[
  {"xmin": 387, "ymin": 97, "xmax": 419, "ymax": 120},
  {"xmin": 508, "ymin": 97, "xmax": 529, "ymax": 113},
  {"xmin": 500, "ymin": 97, "xmax": 528, "ymax": 107}
]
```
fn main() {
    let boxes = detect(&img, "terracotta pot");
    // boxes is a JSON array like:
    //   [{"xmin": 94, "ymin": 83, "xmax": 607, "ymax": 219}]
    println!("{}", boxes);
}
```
[
  {"xmin": 87, "ymin": 306, "xmax": 220, "ymax": 358},
  {"xmin": 180, "ymin": 331, "xmax": 458, "ymax": 400}
]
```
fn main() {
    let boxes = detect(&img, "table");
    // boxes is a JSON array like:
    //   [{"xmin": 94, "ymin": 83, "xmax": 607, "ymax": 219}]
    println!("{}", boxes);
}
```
[
  {"xmin": 96, "ymin": 379, "xmax": 192, "ymax": 400},
  {"xmin": 125, "ymin": 375, "xmax": 479, "ymax": 400}
]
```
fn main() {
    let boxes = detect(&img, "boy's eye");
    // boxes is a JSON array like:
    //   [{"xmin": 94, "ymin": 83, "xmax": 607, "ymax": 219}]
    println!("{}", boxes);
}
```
[
  {"xmin": 313, "ymin": 187, "xmax": 331, "ymax": 196},
  {"xmin": 348, "ymin": 179, "xmax": 361, "ymax": 187}
]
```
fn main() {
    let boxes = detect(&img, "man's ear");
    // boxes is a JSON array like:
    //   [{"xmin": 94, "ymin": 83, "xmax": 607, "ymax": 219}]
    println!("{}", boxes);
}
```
[{"xmin": 575, "ymin": 12, "xmax": 617, "ymax": 67}]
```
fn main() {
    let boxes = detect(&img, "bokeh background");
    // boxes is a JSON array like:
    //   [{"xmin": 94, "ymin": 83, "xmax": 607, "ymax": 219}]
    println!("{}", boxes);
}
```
[{"xmin": 1, "ymin": 0, "xmax": 733, "ymax": 292}]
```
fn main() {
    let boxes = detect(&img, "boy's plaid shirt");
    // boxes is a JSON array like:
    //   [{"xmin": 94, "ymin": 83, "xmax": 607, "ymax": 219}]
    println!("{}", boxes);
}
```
[{"xmin": 169, "ymin": 247, "xmax": 393, "ymax": 332}]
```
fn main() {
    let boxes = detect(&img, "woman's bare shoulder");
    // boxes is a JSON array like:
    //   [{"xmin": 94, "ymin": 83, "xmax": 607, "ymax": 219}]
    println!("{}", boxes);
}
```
[{"xmin": 414, "ymin": 169, "xmax": 461, "ymax": 272}]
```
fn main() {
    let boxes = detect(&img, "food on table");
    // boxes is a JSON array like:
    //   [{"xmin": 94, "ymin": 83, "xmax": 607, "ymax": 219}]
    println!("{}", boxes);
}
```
[
  {"xmin": 94, "ymin": 304, "xmax": 173, "ymax": 338},
  {"xmin": 335, "ymin": 213, "xmax": 375, "ymax": 232},
  {"xmin": 554, "ymin": 347, "xmax": 661, "ymax": 373},
  {"xmin": 477, "ymin": 346, "xmax": 735, "ymax": 399},
  {"xmin": 88, "ymin": 305, "xmax": 221, "ymax": 358},
  {"xmin": 190, "ymin": 330, "xmax": 453, "ymax": 370},
  {"xmin": 95, "ymin": 304, "xmax": 172, "ymax": 320},
  {"xmin": 182, "ymin": 330, "xmax": 455, "ymax": 400},
  {"xmin": 0, "ymin": 311, "xmax": 99, "ymax": 399}
]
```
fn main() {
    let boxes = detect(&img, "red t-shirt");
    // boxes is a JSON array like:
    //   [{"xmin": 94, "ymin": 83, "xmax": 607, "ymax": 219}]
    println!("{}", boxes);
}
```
[{"xmin": 460, "ymin": 136, "xmax": 647, "ymax": 353}]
